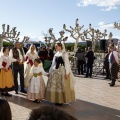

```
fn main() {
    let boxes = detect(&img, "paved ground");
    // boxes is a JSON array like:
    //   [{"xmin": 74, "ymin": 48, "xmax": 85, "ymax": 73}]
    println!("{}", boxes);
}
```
[{"xmin": 1, "ymin": 74, "xmax": 120, "ymax": 120}]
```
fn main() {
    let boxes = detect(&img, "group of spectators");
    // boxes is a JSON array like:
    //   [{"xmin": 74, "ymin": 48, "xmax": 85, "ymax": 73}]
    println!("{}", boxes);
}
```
[
  {"xmin": 23, "ymin": 45, "xmax": 54, "ymax": 64},
  {"xmin": 37, "ymin": 47, "xmax": 54, "ymax": 65},
  {"xmin": 75, "ymin": 47, "xmax": 95, "ymax": 78},
  {"xmin": 75, "ymin": 40, "xmax": 119, "ymax": 87}
]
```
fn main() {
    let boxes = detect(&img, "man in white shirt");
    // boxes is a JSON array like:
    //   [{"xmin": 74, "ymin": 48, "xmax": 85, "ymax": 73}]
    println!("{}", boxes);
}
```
[
  {"xmin": 9, "ymin": 42, "xmax": 26, "ymax": 94},
  {"xmin": 109, "ymin": 44, "xmax": 119, "ymax": 87}
]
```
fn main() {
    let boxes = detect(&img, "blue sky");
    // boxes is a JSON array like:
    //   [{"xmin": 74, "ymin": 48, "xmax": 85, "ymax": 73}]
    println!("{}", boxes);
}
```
[{"xmin": 0, "ymin": 0, "xmax": 120, "ymax": 42}]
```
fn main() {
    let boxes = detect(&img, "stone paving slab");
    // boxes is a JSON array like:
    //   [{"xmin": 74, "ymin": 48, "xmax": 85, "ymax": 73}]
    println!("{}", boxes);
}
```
[{"xmin": 1, "ymin": 75, "xmax": 120, "ymax": 120}]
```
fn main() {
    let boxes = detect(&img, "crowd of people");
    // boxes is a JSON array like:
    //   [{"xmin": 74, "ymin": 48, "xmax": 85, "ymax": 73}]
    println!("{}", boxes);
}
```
[
  {"xmin": 0, "ymin": 42, "xmax": 76, "ymax": 119},
  {"xmin": 0, "ymin": 42, "xmax": 75, "ymax": 101},
  {"xmin": 75, "ymin": 40, "xmax": 119, "ymax": 87},
  {"xmin": 75, "ymin": 47, "xmax": 95, "ymax": 78},
  {"xmin": 0, "ymin": 40, "xmax": 119, "ymax": 119}
]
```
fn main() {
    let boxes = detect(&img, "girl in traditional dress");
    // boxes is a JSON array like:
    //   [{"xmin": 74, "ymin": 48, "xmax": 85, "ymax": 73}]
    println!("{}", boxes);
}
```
[
  {"xmin": 27, "ymin": 58, "xmax": 48, "ymax": 103},
  {"xmin": 0, "ymin": 47, "xmax": 17, "ymax": 96},
  {"xmin": 24, "ymin": 44, "xmax": 39, "ymax": 88},
  {"xmin": 46, "ymin": 43, "xmax": 75, "ymax": 105}
]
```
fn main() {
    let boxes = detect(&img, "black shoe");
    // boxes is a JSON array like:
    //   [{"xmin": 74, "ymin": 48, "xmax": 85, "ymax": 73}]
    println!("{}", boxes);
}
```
[
  {"xmin": 4, "ymin": 93, "xmax": 12, "ymax": 97},
  {"xmin": 36, "ymin": 100, "xmax": 41, "ymax": 103},
  {"xmin": 33, "ymin": 99, "xmax": 37, "ymax": 103},
  {"xmin": 104, "ymin": 77, "xmax": 109, "ymax": 79},
  {"xmin": 15, "ymin": 90, "xmax": 18, "ymax": 94},
  {"xmin": 110, "ymin": 83, "xmax": 115, "ymax": 87},
  {"xmin": 55, "ymin": 103, "xmax": 63, "ymax": 106},
  {"xmin": 89, "ymin": 75, "xmax": 92, "ymax": 78},
  {"xmin": 20, "ymin": 90, "xmax": 27, "ymax": 93},
  {"xmin": 1, "ymin": 93, "xmax": 5, "ymax": 96}
]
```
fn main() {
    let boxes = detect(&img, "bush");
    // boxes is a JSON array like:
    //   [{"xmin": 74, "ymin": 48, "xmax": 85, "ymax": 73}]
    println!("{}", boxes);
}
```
[{"xmin": 3, "ymin": 41, "xmax": 13, "ymax": 47}]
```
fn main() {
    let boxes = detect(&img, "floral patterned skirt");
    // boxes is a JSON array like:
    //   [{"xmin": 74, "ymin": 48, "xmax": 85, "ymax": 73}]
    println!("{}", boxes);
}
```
[{"xmin": 45, "ymin": 66, "xmax": 75, "ymax": 104}]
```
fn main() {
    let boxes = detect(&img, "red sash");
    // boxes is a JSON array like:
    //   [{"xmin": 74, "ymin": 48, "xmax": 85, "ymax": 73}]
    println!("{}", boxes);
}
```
[
  {"xmin": 26, "ymin": 56, "xmax": 28, "ymax": 61},
  {"xmin": 2, "ymin": 61, "xmax": 7, "ymax": 67},
  {"xmin": 2, "ymin": 61, "xmax": 10, "ymax": 70},
  {"xmin": 27, "ymin": 59, "xmax": 33, "ymax": 66},
  {"xmin": 40, "ymin": 56, "xmax": 44, "ymax": 59}
]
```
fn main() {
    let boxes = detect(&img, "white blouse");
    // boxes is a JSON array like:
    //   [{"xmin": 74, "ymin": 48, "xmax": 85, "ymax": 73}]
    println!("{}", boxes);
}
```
[
  {"xmin": 49, "ymin": 51, "xmax": 70, "ymax": 74},
  {"xmin": 33, "ymin": 66, "xmax": 47, "ymax": 75},
  {"xmin": 30, "ymin": 65, "xmax": 48, "ymax": 77},
  {"xmin": 109, "ymin": 51, "xmax": 119, "ymax": 64},
  {"xmin": 26, "ymin": 52, "xmax": 39, "ymax": 62},
  {"xmin": 0, "ymin": 55, "xmax": 16, "ymax": 69},
  {"xmin": 9, "ymin": 48, "xmax": 25, "ymax": 62}
]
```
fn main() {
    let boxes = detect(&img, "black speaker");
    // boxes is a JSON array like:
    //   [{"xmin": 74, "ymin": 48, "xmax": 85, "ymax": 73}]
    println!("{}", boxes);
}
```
[
  {"xmin": 100, "ymin": 39, "xmax": 107, "ymax": 51},
  {"xmin": 86, "ymin": 41, "xmax": 92, "ymax": 49}
]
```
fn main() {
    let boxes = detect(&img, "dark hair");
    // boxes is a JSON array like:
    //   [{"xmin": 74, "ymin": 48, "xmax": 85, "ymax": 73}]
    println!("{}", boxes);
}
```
[
  {"xmin": 76, "ymin": 47, "xmax": 81, "ymax": 53},
  {"xmin": 0, "ymin": 97, "xmax": 12, "ymax": 120},
  {"xmin": 34, "ymin": 58, "xmax": 41, "ymax": 64},
  {"xmin": 43, "ymin": 48, "xmax": 46, "ymax": 50},
  {"xmin": 28, "ymin": 105, "xmax": 77, "ymax": 120},
  {"xmin": 88, "ymin": 47, "xmax": 92, "ymax": 50},
  {"xmin": 14, "ymin": 41, "xmax": 20, "ymax": 45},
  {"xmin": 14, "ymin": 42, "xmax": 20, "ymax": 47},
  {"xmin": 109, "ymin": 43, "xmax": 114, "ymax": 49},
  {"xmin": 56, "ymin": 43, "xmax": 63, "ymax": 49},
  {"xmin": 110, "ymin": 40, "xmax": 113, "ymax": 42},
  {"xmin": 3, "ymin": 47, "xmax": 9, "ymax": 53}
]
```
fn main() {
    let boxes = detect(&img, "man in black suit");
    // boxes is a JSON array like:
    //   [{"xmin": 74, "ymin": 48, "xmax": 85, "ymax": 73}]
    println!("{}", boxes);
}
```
[
  {"xmin": 9, "ymin": 42, "xmax": 26, "ymax": 94},
  {"xmin": 109, "ymin": 44, "xmax": 119, "ymax": 86},
  {"xmin": 85, "ymin": 47, "xmax": 94, "ymax": 78}
]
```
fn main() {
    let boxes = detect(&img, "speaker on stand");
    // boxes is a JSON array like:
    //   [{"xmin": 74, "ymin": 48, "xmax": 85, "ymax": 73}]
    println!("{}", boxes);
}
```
[
  {"xmin": 96, "ymin": 39, "xmax": 108, "ymax": 76},
  {"xmin": 100, "ymin": 39, "xmax": 108, "ymax": 51},
  {"xmin": 86, "ymin": 41, "xmax": 92, "ymax": 50}
]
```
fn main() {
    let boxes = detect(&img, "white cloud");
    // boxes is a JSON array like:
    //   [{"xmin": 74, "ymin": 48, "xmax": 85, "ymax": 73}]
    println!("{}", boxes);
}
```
[
  {"xmin": 96, "ymin": 22, "xmax": 120, "ymax": 40},
  {"xmin": 77, "ymin": 0, "xmax": 120, "ymax": 11},
  {"xmin": 97, "ymin": 22, "xmax": 114, "ymax": 29}
]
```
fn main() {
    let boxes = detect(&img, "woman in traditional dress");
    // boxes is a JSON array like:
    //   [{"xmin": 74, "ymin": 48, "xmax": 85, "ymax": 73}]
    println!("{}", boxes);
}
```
[
  {"xmin": 27, "ymin": 58, "xmax": 48, "ymax": 103},
  {"xmin": 0, "ymin": 47, "xmax": 17, "ymax": 96},
  {"xmin": 46, "ymin": 43, "xmax": 75, "ymax": 105},
  {"xmin": 24, "ymin": 44, "xmax": 39, "ymax": 88}
]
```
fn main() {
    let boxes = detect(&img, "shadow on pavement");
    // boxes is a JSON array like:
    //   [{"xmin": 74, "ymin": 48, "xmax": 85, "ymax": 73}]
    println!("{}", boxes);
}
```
[{"xmin": 2, "ymin": 94, "xmax": 120, "ymax": 120}]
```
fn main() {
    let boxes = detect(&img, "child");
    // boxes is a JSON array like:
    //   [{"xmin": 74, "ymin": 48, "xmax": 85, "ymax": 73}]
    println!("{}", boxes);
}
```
[{"xmin": 27, "ymin": 58, "xmax": 48, "ymax": 103}]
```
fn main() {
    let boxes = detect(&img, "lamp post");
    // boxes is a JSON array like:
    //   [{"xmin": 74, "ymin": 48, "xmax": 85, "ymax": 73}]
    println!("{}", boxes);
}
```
[{"xmin": 63, "ymin": 18, "xmax": 84, "ymax": 52}]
